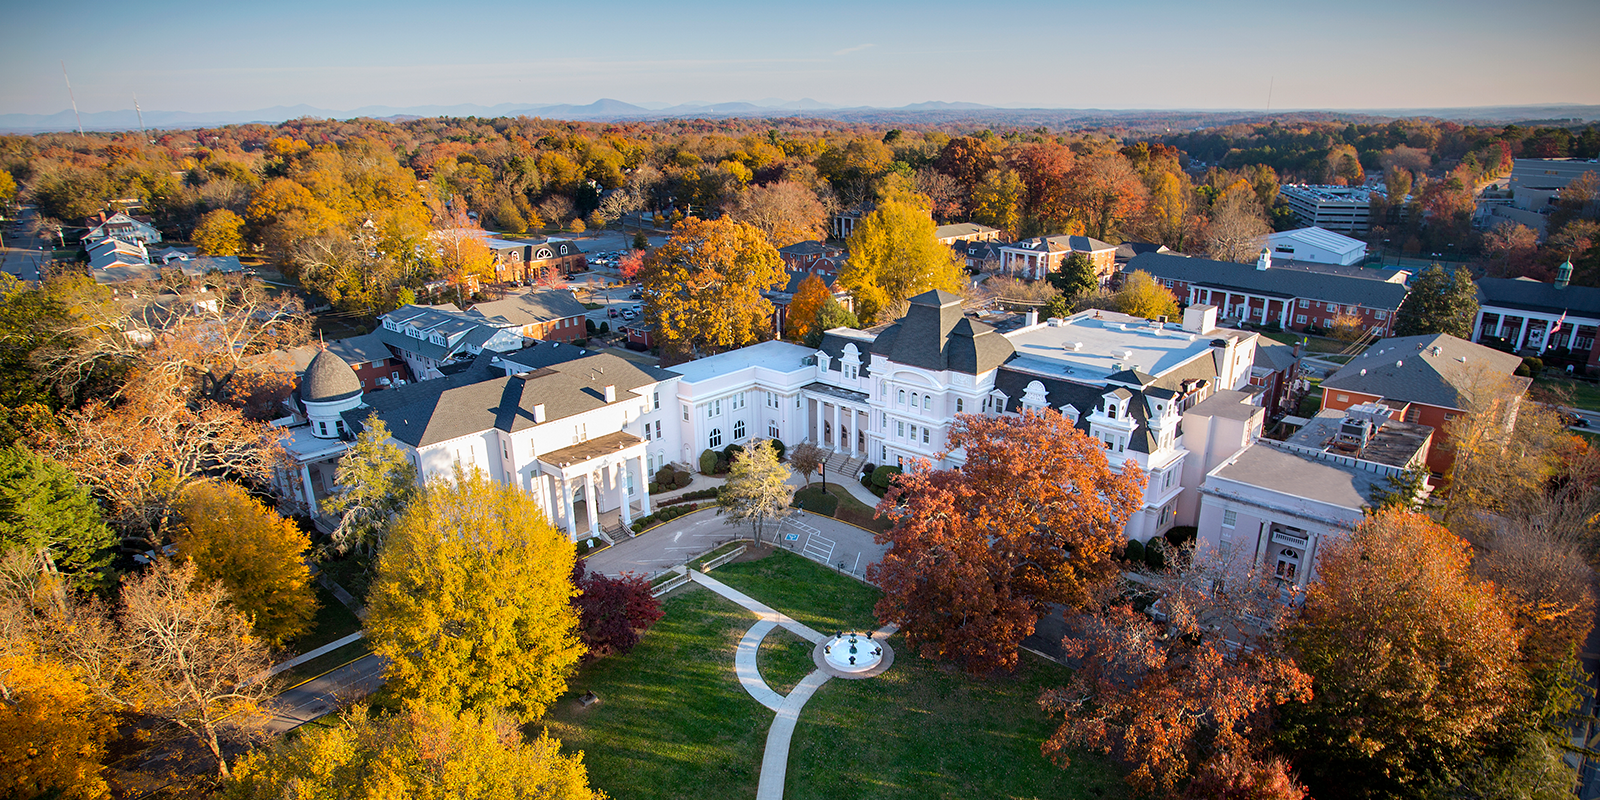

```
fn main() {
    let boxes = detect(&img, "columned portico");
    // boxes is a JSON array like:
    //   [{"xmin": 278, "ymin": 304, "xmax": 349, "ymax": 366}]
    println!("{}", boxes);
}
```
[
  {"xmin": 537, "ymin": 431, "xmax": 649, "ymax": 540},
  {"xmin": 802, "ymin": 383, "xmax": 870, "ymax": 457}
]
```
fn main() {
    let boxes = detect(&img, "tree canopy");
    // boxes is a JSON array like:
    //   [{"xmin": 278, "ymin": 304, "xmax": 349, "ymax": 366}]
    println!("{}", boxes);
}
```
[
  {"xmin": 1116, "ymin": 270, "xmax": 1180, "ymax": 320},
  {"xmin": 0, "ymin": 446, "xmax": 115, "ymax": 590},
  {"xmin": 637, "ymin": 216, "xmax": 785, "ymax": 362},
  {"xmin": 716, "ymin": 440, "xmax": 791, "ymax": 542},
  {"xmin": 367, "ymin": 466, "xmax": 584, "ymax": 720},
  {"xmin": 839, "ymin": 193, "xmax": 965, "ymax": 325},
  {"xmin": 1392, "ymin": 264, "xmax": 1479, "ymax": 339},
  {"xmin": 328, "ymin": 418, "xmax": 418, "ymax": 556}
]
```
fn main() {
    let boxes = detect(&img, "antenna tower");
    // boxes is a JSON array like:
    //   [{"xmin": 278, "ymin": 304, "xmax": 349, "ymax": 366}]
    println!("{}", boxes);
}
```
[
  {"xmin": 134, "ymin": 93, "xmax": 149, "ymax": 143},
  {"xmin": 61, "ymin": 61, "xmax": 84, "ymax": 136}
]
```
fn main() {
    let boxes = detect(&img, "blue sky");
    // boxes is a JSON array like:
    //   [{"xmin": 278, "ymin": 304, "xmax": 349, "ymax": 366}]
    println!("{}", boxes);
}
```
[{"xmin": 4, "ymin": 0, "xmax": 1597, "ymax": 114}]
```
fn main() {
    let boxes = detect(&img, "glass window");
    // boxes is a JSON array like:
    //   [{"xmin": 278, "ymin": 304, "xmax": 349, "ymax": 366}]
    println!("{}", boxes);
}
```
[
  {"xmin": 734, "ymin": 420, "xmax": 746, "ymax": 440},
  {"xmin": 956, "ymin": 398, "xmax": 964, "ymax": 413},
  {"xmin": 897, "ymin": 421, "xmax": 905, "ymax": 437},
  {"xmin": 923, "ymin": 396, "xmax": 931, "ymax": 411},
  {"xmin": 653, "ymin": 391, "xmax": 660, "ymax": 410},
  {"xmin": 1299, "ymin": 299, "xmax": 1309, "ymax": 308},
  {"xmin": 922, "ymin": 427, "xmax": 930, "ymax": 444},
  {"xmin": 683, "ymin": 404, "xmax": 690, "ymax": 421},
  {"xmin": 1296, "ymin": 315, "xmax": 1307, "ymax": 325},
  {"xmin": 654, "ymin": 420, "xmax": 661, "ymax": 438},
  {"xmin": 1222, "ymin": 509, "xmax": 1237, "ymax": 527},
  {"xmin": 710, "ymin": 428, "xmax": 723, "ymax": 448},
  {"xmin": 898, "ymin": 389, "xmax": 906, "ymax": 404}
]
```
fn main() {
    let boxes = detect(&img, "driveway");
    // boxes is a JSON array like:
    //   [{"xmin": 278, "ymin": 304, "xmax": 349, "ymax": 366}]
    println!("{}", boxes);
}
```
[
  {"xmin": 584, "ymin": 506, "xmax": 888, "ymax": 581},
  {"xmin": 263, "ymin": 652, "xmax": 388, "ymax": 733}
]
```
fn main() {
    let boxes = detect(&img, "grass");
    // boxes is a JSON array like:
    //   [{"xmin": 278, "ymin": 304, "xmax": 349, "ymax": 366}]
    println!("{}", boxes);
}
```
[
  {"xmin": 1295, "ymin": 377, "xmax": 1324, "ymax": 418},
  {"xmin": 285, "ymin": 583, "xmax": 362, "ymax": 652},
  {"xmin": 710, "ymin": 550, "xmax": 882, "ymax": 636},
  {"xmin": 1534, "ymin": 374, "xmax": 1600, "ymax": 413},
  {"xmin": 787, "ymin": 652, "xmax": 1126, "ymax": 800},
  {"xmin": 276, "ymin": 639, "xmax": 373, "ymax": 688},
  {"xmin": 689, "ymin": 542, "xmax": 747, "ymax": 572},
  {"xmin": 792, "ymin": 485, "xmax": 840, "ymax": 515},
  {"xmin": 792, "ymin": 482, "xmax": 890, "ymax": 533},
  {"xmin": 758, "ymin": 627, "xmax": 815, "ymax": 695},
  {"xmin": 1264, "ymin": 331, "xmax": 1362, "ymax": 355},
  {"xmin": 542, "ymin": 587, "xmax": 769, "ymax": 800}
]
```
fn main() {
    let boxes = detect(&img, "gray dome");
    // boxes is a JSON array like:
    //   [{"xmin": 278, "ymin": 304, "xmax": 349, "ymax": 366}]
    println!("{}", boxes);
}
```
[{"xmin": 302, "ymin": 349, "xmax": 362, "ymax": 403}]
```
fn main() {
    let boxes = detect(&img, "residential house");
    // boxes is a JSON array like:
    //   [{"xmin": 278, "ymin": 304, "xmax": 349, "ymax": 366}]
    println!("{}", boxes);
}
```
[
  {"xmin": 1262, "ymin": 226, "xmax": 1368, "ymax": 266},
  {"xmin": 376, "ymin": 303, "xmax": 528, "ymax": 380},
  {"xmin": 1128, "ymin": 250, "xmax": 1409, "ymax": 336},
  {"xmin": 1318, "ymin": 333, "xmax": 1527, "ymax": 474},
  {"xmin": 998, "ymin": 235, "xmax": 1117, "ymax": 282},
  {"xmin": 934, "ymin": 222, "xmax": 1002, "ymax": 245},
  {"xmin": 83, "ymin": 211, "xmax": 162, "ymax": 245},
  {"xmin": 955, "ymin": 240, "xmax": 1006, "ymax": 273},
  {"xmin": 87, "ymin": 237, "xmax": 149, "ymax": 270},
  {"xmin": 468, "ymin": 288, "xmax": 590, "ymax": 343},
  {"xmin": 777, "ymin": 241, "xmax": 846, "ymax": 276}
]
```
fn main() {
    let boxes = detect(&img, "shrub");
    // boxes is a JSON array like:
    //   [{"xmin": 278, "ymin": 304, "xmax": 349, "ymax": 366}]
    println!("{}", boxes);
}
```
[
  {"xmin": 1164, "ymin": 525, "xmax": 1198, "ymax": 551},
  {"xmin": 574, "ymin": 338, "xmax": 589, "ymax": 347},
  {"xmin": 860, "ymin": 463, "xmax": 876, "ymax": 479},
  {"xmin": 722, "ymin": 443, "xmax": 745, "ymax": 464},
  {"xmin": 630, "ymin": 502, "xmax": 701, "ymax": 533},
  {"xmin": 673, "ymin": 470, "xmax": 691, "ymax": 488},
  {"xmin": 585, "ymin": 318, "xmax": 597, "ymax": 334},
  {"xmin": 598, "ymin": 321, "xmax": 610, "ymax": 334},
  {"xmin": 1124, "ymin": 539, "xmax": 1145, "ymax": 563},
  {"xmin": 648, "ymin": 482, "xmax": 661, "ymax": 494},
  {"xmin": 714, "ymin": 459, "xmax": 729, "ymax": 474},
  {"xmin": 576, "ymin": 538, "xmax": 593, "ymax": 556},
  {"xmin": 657, "ymin": 488, "xmax": 721, "ymax": 507},
  {"xmin": 861, "ymin": 474, "xmax": 874, "ymax": 488},
  {"xmin": 769, "ymin": 439, "xmax": 786, "ymax": 461},
  {"xmin": 871, "ymin": 465, "xmax": 902, "ymax": 489},
  {"xmin": 654, "ymin": 467, "xmax": 675, "ymax": 485},
  {"xmin": 699, "ymin": 449, "xmax": 718, "ymax": 475},
  {"xmin": 1518, "ymin": 356, "xmax": 1543, "ymax": 377},
  {"xmin": 1144, "ymin": 538, "xmax": 1167, "ymax": 571}
]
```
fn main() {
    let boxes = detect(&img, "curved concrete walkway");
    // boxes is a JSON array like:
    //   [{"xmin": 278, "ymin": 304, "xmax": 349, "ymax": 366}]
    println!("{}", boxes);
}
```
[{"xmin": 735, "ymin": 619, "xmax": 785, "ymax": 712}]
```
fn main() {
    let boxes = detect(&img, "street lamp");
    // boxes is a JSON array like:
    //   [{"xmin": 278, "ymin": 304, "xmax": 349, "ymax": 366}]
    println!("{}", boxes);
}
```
[{"xmin": 821, "ymin": 459, "xmax": 827, "ymax": 492}]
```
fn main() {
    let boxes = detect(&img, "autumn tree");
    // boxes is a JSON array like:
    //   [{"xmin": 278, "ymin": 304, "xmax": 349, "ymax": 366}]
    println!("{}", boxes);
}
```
[
  {"xmin": 933, "ymin": 136, "xmax": 995, "ymax": 212},
  {"xmin": 807, "ymin": 298, "xmax": 859, "ymax": 348},
  {"xmin": 367, "ymin": 466, "xmax": 584, "ymax": 720},
  {"xmin": 839, "ymin": 193, "xmax": 965, "ymax": 325},
  {"xmin": 970, "ymin": 169, "xmax": 1024, "ymax": 238},
  {"xmin": 1328, "ymin": 312, "xmax": 1366, "ymax": 341},
  {"xmin": 570, "ymin": 559, "xmax": 663, "ymax": 659},
  {"xmin": 1043, "ymin": 551, "xmax": 1311, "ymax": 796},
  {"xmin": 1481, "ymin": 222, "xmax": 1540, "ymax": 278},
  {"xmin": 327, "ymin": 418, "xmax": 418, "ymax": 556},
  {"xmin": 193, "ymin": 209, "xmax": 245, "ymax": 256},
  {"xmin": 1068, "ymin": 151, "xmax": 1149, "ymax": 242},
  {"xmin": 868, "ymin": 411, "xmax": 1145, "ymax": 674},
  {"xmin": 0, "ymin": 446, "xmax": 115, "ymax": 590},
  {"xmin": 724, "ymin": 181, "xmax": 828, "ymax": 248},
  {"xmin": 1006, "ymin": 141, "xmax": 1076, "ymax": 234},
  {"xmin": 120, "ymin": 559, "xmax": 277, "ymax": 778},
  {"xmin": 171, "ymin": 480, "xmax": 317, "ymax": 646},
  {"xmin": 788, "ymin": 441, "xmax": 825, "ymax": 486},
  {"xmin": 783, "ymin": 273, "xmax": 832, "ymax": 342},
  {"xmin": 1116, "ymin": 270, "xmax": 1180, "ymax": 320},
  {"xmin": 1392, "ymin": 264, "xmax": 1478, "ymax": 339},
  {"xmin": 1439, "ymin": 388, "xmax": 1565, "ymax": 535},
  {"xmin": 717, "ymin": 440, "xmax": 791, "ymax": 542},
  {"xmin": 637, "ymin": 216, "xmax": 785, "ymax": 362},
  {"xmin": 1282, "ymin": 509, "xmax": 1523, "ymax": 799},
  {"xmin": 1204, "ymin": 190, "xmax": 1272, "ymax": 264},
  {"xmin": 224, "ymin": 702, "xmax": 606, "ymax": 800}
]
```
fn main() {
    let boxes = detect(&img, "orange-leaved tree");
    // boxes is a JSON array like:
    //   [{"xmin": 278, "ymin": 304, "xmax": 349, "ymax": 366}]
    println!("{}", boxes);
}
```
[
  {"xmin": 867, "ymin": 410, "xmax": 1145, "ymax": 674},
  {"xmin": 782, "ymin": 274, "xmax": 831, "ymax": 342},
  {"xmin": 637, "ymin": 216, "xmax": 784, "ymax": 363}
]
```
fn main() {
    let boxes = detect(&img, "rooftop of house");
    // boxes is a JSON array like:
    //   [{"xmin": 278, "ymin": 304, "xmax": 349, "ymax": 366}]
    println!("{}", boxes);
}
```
[
  {"xmin": 667, "ymin": 340, "xmax": 816, "ymax": 383},
  {"xmin": 1286, "ymin": 408, "xmax": 1433, "ymax": 469},
  {"xmin": 778, "ymin": 241, "xmax": 840, "ymax": 257},
  {"xmin": 870, "ymin": 289, "xmax": 1013, "ymax": 375},
  {"xmin": 1253, "ymin": 338, "xmax": 1300, "ymax": 374},
  {"xmin": 325, "ymin": 332, "xmax": 396, "ymax": 366},
  {"xmin": 1266, "ymin": 226, "xmax": 1367, "ymax": 256},
  {"xmin": 1186, "ymin": 388, "xmax": 1265, "ymax": 422},
  {"xmin": 1321, "ymin": 333, "xmax": 1528, "ymax": 410},
  {"xmin": 303, "ymin": 349, "xmax": 364, "ymax": 403},
  {"xmin": 1003, "ymin": 309, "xmax": 1247, "ymax": 384},
  {"xmin": 1005, "ymin": 234, "xmax": 1116, "ymax": 253},
  {"xmin": 1126, "ymin": 251, "xmax": 1410, "ymax": 309},
  {"xmin": 1477, "ymin": 276, "xmax": 1600, "ymax": 318},
  {"xmin": 934, "ymin": 222, "xmax": 1000, "ymax": 239},
  {"xmin": 1211, "ymin": 441, "xmax": 1381, "ymax": 511},
  {"xmin": 468, "ymin": 289, "xmax": 588, "ymax": 327}
]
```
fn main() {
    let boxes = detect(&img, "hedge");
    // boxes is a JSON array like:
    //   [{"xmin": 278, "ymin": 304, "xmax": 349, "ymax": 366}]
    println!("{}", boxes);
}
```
[
  {"xmin": 1144, "ymin": 538, "xmax": 1167, "ymax": 571},
  {"xmin": 630, "ymin": 502, "xmax": 701, "ymax": 533},
  {"xmin": 658, "ymin": 488, "xmax": 721, "ymax": 507},
  {"xmin": 699, "ymin": 449, "xmax": 718, "ymax": 475},
  {"xmin": 770, "ymin": 439, "xmax": 786, "ymax": 461},
  {"xmin": 1123, "ymin": 539, "xmax": 1145, "ymax": 563}
]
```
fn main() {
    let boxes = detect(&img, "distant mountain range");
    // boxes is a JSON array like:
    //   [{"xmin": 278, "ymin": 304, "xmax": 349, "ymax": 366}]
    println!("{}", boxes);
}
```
[{"xmin": 2, "ymin": 99, "xmax": 1596, "ymax": 134}]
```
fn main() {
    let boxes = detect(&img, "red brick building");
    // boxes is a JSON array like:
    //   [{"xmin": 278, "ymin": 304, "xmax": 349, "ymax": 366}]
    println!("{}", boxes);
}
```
[
  {"xmin": 778, "ymin": 241, "xmax": 845, "ymax": 276},
  {"xmin": 1128, "ymin": 251, "xmax": 1410, "ymax": 336}
]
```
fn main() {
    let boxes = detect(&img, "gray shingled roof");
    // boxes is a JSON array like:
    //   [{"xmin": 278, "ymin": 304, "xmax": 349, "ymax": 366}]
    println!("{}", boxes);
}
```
[
  {"xmin": 303, "ymin": 350, "xmax": 363, "ymax": 402},
  {"xmin": 349, "ymin": 352, "xmax": 675, "ymax": 448},
  {"xmin": 1253, "ymin": 338, "xmax": 1300, "ymax": 373},
  {"xmin": 1320, "ymin": 333, "xmax": 1526, "ymax": 409},
  {"xmin": 817, "ymin": 330, "xmax": 874, "ymax": 378},
  {"xmin": 468, "ymin": 289, "xmax": 588, "ymax": 327},
  {"xmin": 1477, "ymin": 277, "xmax": 1600, "ymax": 317},
  {"xmin": 872, "ymin": 290, "xmax": 1013, "ymax": 374},
  {"xmin": 1127, "ymin": 252, "xmax": 1410, "ymax": 310},
  {"xmin": 325, "ymin": 332, "xmax": 396, "ymax": 366}
]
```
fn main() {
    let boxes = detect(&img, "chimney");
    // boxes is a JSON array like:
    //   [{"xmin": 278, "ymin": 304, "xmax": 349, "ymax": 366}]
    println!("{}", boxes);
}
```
[
  {"xmin": 533, "ymin": 403, "xmax": 547, "ymax": 423},
  {"xmin": 1183, "ymin": 304, "xmax": 1218, "ymax": 334},
  {"xmin": 604, "ymin": 384, "xmax": 617, "ymax": 403},
  {"xmin": 1025, "ymin": 309, "xmax": 1039, "ymax": 326},
  {"xmin": 1256, "ymin": 248, "xmax": 1272, "ymax": 271},
  {"xmin": 1557, "ymin": 258, "xmax": 1573, "ymax": 290}
]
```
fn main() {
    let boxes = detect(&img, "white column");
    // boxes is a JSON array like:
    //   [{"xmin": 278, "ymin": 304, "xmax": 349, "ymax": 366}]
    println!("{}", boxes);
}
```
[
  {"xmin": 299, "ymin": 463, "xmax": 319, "ymax": 516},
  {"xmin": 584, "ymin": 473, "xmax": 599, "ymax": 537},
  {"xmin": 561, "ymin": 476, "xmax": 576, "ymax": 538},
  {"xmin": 1516, "ymin": 317, "xmax": 1533, "ymax": 351},
  {"xmin": 832, "ymin": 403, "xmax": 841, "ymax": 452},
  {"xmin": 630, "ymin": 454, "xmax": 643, "ymax": 515},
  {"xmin": 617, "ymin": 462, "xmax": 633, "ymax": 527}
]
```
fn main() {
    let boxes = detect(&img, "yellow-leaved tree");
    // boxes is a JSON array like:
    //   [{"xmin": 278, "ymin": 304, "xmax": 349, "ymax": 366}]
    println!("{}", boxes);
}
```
[
  {"xmin": 367, "ymin": 466, "xmax": 584, "ymax": 720},
  {"xmin": 839, "ymin": 191, "xmax": 965, "ymax": 325},
  {"xmin": 783, "ymin": 273, "xmax": 832, "ymax": 342},
  {"xmin": 192, "ymin": 209, "xmax": 245, "ymax": 257},
  {"xmin": 171, "ymin": 480, "xmax": 318, "ymax": 646},
  {"xmin": 638, "ymin": 216, "xmax": 785, "ymax": 363},
  {"xmin": 1115, "ymin": 270, "xmax": 1180, "ymax": 321},
  {"xmin": 224, "ymin": 701, "xmax": 606, "ymax": 800}
]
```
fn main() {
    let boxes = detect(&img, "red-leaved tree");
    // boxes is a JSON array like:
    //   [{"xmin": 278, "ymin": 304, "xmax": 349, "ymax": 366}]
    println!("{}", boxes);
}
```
[
  {"xmin": 570, "ymin": 558, "xmax": 663, "ymax": 658},
  {"xmin": 867, "ymin": 410, "xmax": 1145, "ymax": 674}
]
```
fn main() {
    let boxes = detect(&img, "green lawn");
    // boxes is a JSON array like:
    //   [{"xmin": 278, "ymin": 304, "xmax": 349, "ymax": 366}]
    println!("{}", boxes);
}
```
[
  {"xmin": 1535, "ymin": 375, "xmax": 1600, "ymax": 413},
  {"xmin": 274, "ymin": 583, "xmax": 369, "ymax": 686},
  {"xmin": 792, "ymin": 482, "xmax": 890, "ymax": 533},
  {"xmin": 543, "ymin": 587, "xmax": 769, "ymax": 800},
  {"xmin": 787, "ymin": 652, "xmax": 1126, "ymax": 800},
  {"xmin": 317, "ymin": 553, "xmax": 374, "ymax": 605},
  {"xmin": 710, "ymin": 550, "xmax": 882, "ymax": 635},
  {"xmin": 759, "ymin": 627, "xmax": 815, "ymax": 695},
  {"xmin": 1263, "ymin": 331, "xmax": 1361, "ymax": 355}
]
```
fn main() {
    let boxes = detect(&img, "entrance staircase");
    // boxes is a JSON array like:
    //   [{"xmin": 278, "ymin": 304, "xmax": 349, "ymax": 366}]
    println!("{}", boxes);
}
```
[{"xmin": 823, "ymin": 449, "xmax": 867, "ymax": 483}]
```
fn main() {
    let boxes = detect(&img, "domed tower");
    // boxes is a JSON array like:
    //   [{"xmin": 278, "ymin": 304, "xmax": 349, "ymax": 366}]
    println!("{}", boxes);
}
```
[{"xmin": 301, "ymin": 349, "xmax": 363, "ymax": 439}]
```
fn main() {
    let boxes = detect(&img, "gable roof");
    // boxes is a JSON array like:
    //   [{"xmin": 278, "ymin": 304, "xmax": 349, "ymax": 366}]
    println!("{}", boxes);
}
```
[
  {"xmin": 1320, "ymin": 333, "xmax": 1527, "ymax": 409},
  {"xmin": 1127, "ymin": 252, "xmax": 1410, "ymax": 310},
  {"xmin": 1006, "ymin": 234, "xmax": 1115, "ymax": 254},
  {"xmin": 468, "ymin": 289, "xmax": 587, "ymax": 327},
  {"xmin": 1266, "ymin": 226, "xmax": 1366, "ymax": 256},
  {"xmin": 1477, "ymin": 277, "xmax": 1600, "ymax": 318}
]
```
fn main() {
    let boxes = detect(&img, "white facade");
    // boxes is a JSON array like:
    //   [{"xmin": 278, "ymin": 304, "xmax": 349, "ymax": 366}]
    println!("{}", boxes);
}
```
[{"xmin": 1262, "ymin": 227, "xmax": 1368, "ymax": 266}]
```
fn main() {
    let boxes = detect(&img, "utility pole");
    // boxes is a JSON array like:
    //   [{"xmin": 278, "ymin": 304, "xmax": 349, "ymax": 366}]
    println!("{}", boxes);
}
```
[{"xmin": 62, "ymin": 61, "xmax": 83, "ymax": 136}]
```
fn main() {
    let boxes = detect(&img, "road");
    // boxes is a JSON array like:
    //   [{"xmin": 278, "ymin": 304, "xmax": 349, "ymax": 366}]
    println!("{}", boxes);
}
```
[
  {"xmin": 263, "ymin": 651, "xmax": 388, "ymax": 733},
  {"xmin": 1, "ymin": 206, "xmax": 49, "ymax": 282}
]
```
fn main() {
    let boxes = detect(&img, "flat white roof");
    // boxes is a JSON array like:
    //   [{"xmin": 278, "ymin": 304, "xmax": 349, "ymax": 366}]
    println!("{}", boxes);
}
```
[
  {"xmin": 668, "ymin": 340, "xmax": 816, "ymax": 383},
  {"xmin": 1267, "ymin": 226, "xmax": 1365, "ymax": 255},
  {"xmin": 1003, "ymin": 310, "xmax": 1239, "ymax": 383}
]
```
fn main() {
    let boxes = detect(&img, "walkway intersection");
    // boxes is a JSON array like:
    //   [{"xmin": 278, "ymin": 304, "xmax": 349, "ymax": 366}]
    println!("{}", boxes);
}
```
[{"xmin": 688, "ymin": 569, "xmax": 897, "ymax": 800}]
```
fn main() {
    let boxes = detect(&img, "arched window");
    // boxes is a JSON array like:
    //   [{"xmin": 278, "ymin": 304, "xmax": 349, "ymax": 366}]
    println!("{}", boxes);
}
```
[
  {"xmin": 923, "ymin": 396, "xmax": 931, "ymax": 411},
  {"xmin": 734, "ymin": 420, "xmax": 746, "ymax": 440},
  {"xmin": 897, "ymin": 389, "xmax": 906, "ymax": 404},
  {"xmin": 710, "ymin": 428, "xmax": 723, "ymax": 448},
  {"xmin": 956, "ymin": 398, "xmax": 964, "ymax": 413}
]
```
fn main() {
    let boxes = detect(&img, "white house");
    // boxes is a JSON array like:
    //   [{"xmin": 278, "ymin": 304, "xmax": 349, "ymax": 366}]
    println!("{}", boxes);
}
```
[{"xmin": 1261, "ymin": 226, "xmax": 1368, "ymax": 266}]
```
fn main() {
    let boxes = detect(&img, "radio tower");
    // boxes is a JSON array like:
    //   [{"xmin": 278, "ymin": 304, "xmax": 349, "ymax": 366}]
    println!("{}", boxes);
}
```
[
  {"xmin": 62, "ymin": 61, "xmax": 84, "ymax": 136},
  {"xmin": 134, "ymin": 93, "xmax": 149, "ymax": 143}
]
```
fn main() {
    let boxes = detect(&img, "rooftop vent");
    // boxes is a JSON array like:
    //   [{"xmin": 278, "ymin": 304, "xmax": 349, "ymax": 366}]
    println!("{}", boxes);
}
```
[
  {"xmin": 1430, "ymin": 346, "xmax": 1442, "ymax": 356},
  {"xmin": 533, "ymin": 403, "xmax": 547, "ymax": 423},
  {"xmin": 1068, "ymin": 342, "xmax": 1084, "ymax": 352}
]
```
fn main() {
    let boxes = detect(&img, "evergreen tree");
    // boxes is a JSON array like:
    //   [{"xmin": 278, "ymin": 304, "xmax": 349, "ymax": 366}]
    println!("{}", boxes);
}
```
[
  {"xmin": 1392, "ymin": 264, "xmax": 1478, "ymax": 339},
  {"xmin": 804, "ymin": 298, "xmax": 860, "ymax": 348},
  {"xmin": 0, "ymin": 445, "xmax": 116, "ymax": 590},
  {"xmin": 1048, "ymin": 252, "xmax": 1100, "ymax": 300},
  {"xmin": 328, "ymin": 419, "xmax": 419, "ymax": 556}
]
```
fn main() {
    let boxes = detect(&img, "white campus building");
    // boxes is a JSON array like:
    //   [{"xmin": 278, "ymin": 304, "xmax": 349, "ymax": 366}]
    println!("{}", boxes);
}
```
[{"xmin": 276, "ymin": 290, "xmax": 1283, "ymax": 546}]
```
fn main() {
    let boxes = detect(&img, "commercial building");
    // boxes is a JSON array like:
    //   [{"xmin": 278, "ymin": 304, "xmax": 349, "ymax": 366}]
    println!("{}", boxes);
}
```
[
  {"xmin": 1279, "ymin": 185, "xmax": 1387, "ymax": 233},
  {"xmin": 1261, "ymin": 227, "xmax": 1367, "ymax": 266}
]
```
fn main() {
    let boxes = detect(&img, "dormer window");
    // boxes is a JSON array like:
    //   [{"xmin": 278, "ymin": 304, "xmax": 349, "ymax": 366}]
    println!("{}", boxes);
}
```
[{"xmin": 1106, "ymin": 403, "xmax": 1117, "ymax": 420}]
